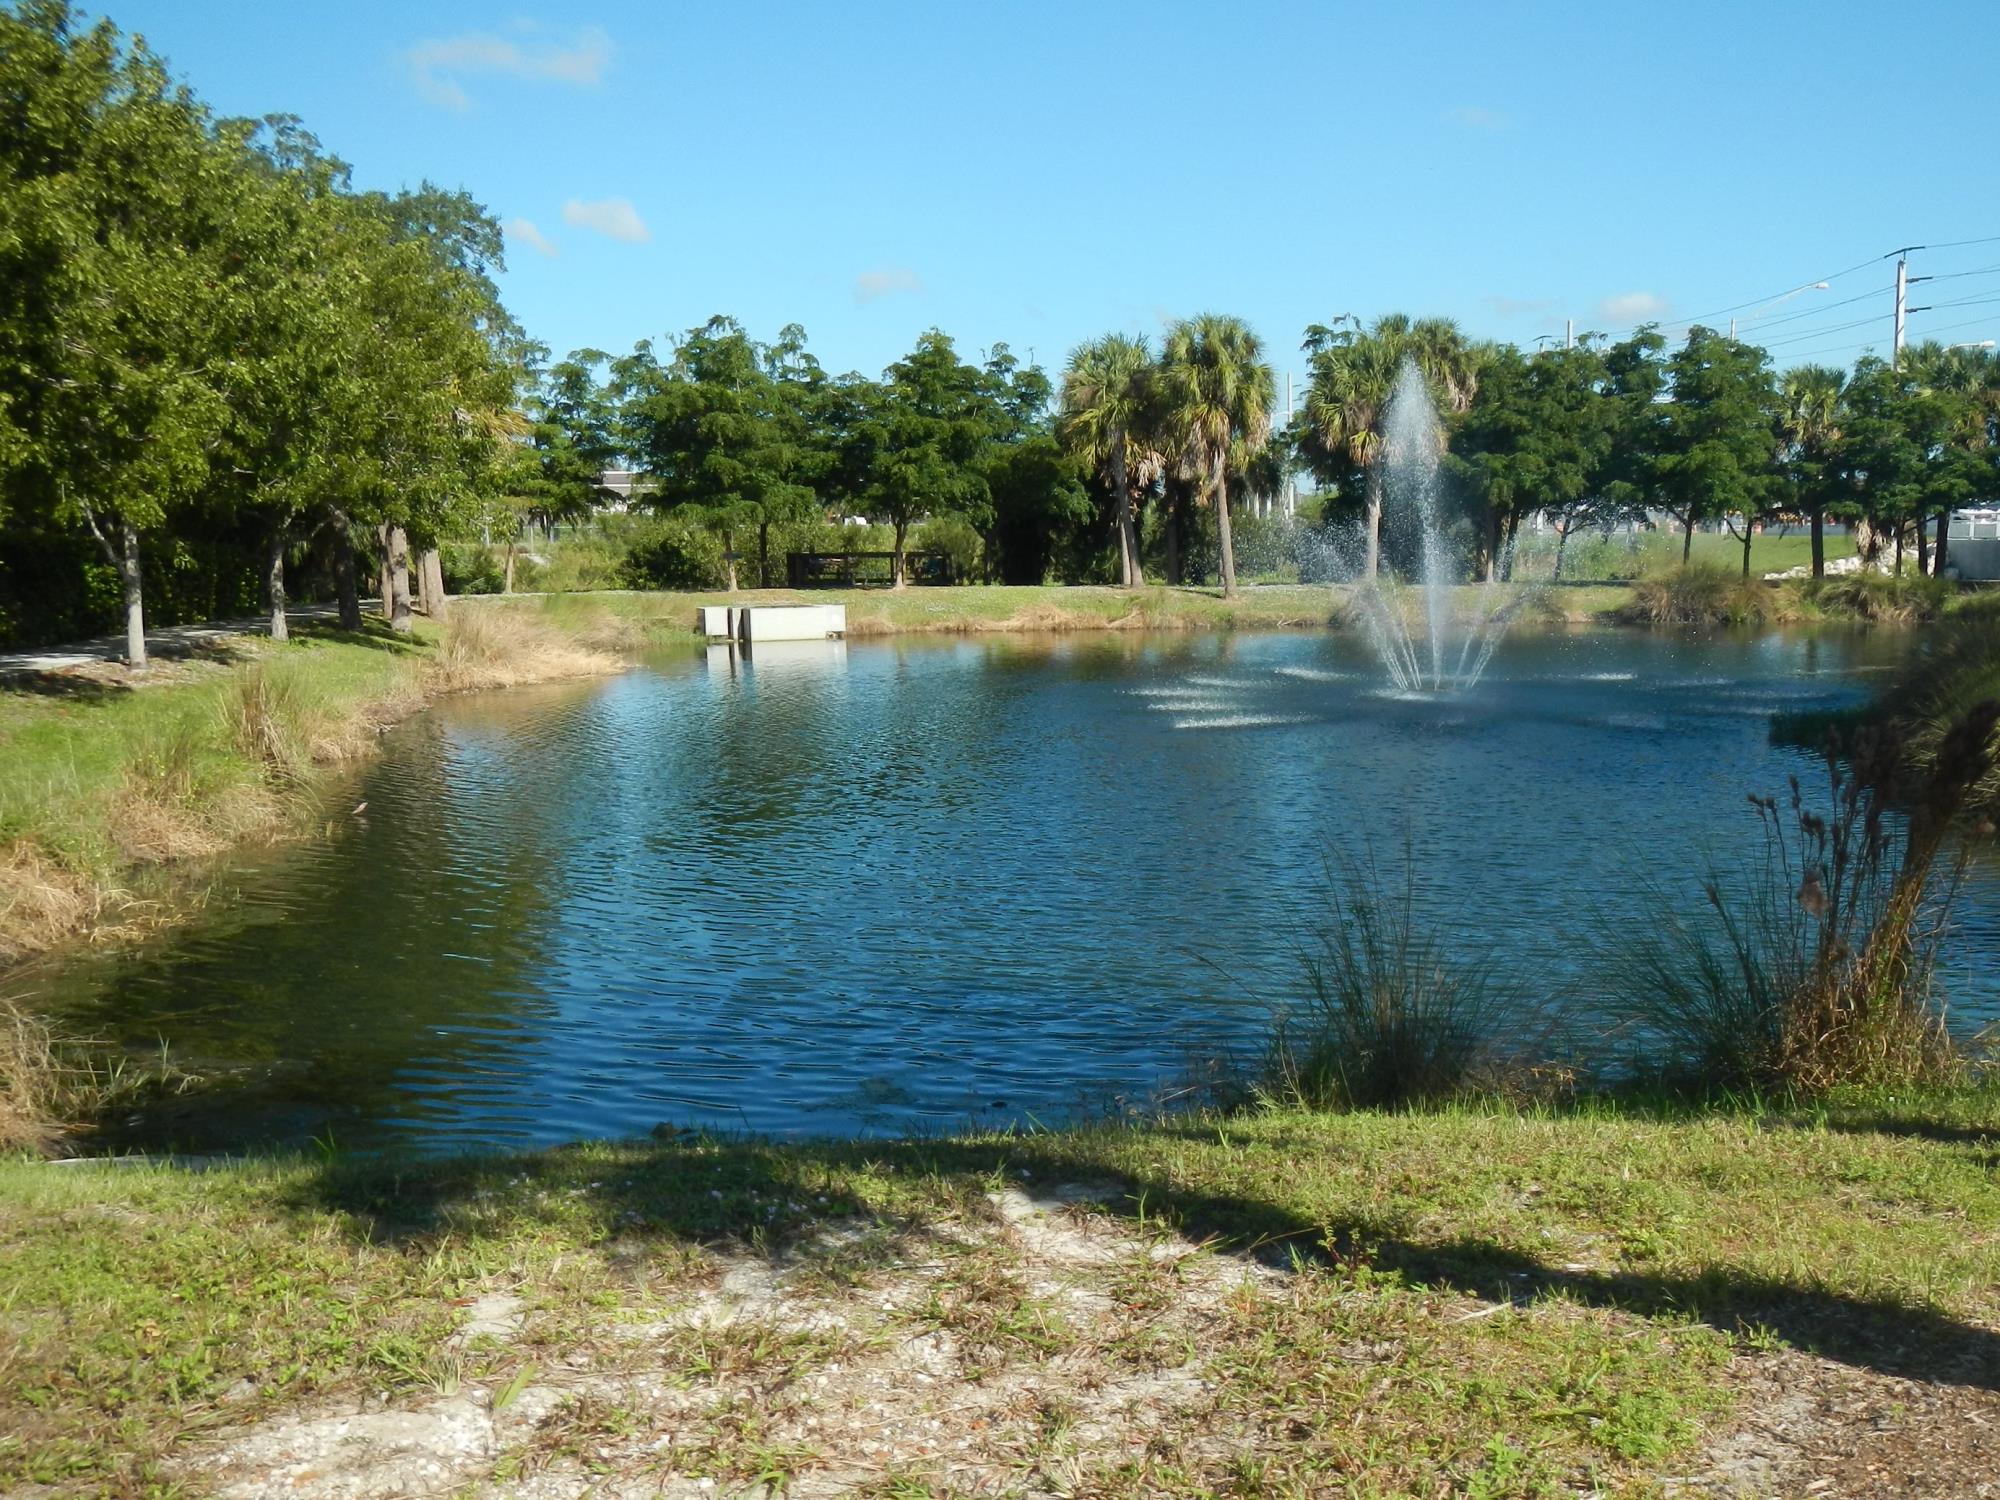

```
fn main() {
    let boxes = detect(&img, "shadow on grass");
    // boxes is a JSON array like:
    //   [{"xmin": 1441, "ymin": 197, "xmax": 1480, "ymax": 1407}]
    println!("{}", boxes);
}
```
[
  {"xmin": 0, "ymin": 670, "xmax": 132, "ymax": 700},
  {"xmin": 287, "ymin": 1128, "xmax": 2000, "ymax": 1394},
  {"xmin": 290, "ymin": 618, "xmax": 429, "ymax": 655}
]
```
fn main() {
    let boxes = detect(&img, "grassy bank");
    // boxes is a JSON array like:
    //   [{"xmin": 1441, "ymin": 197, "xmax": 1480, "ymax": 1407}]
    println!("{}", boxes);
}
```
[
  {"xmin": 4, "ymin": 1092, "xmax": 1997, "ymax": 1495},
  {"xmin": 0, "ymin": 601, "xmax": 644, "ymax": 967},
  {"xmin": 546, "ymin": 581, "xmax": 1642, "ymax": 633}
]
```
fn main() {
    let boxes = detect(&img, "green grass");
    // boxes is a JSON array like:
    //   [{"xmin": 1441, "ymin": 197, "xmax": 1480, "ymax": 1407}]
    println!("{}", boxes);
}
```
[{"xmin": 5, "ymin": 1091, "xmax": 1996, "ymax": 1493}]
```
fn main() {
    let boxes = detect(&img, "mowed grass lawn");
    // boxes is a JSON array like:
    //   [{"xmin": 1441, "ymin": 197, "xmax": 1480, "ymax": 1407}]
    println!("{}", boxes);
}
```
[{"xmin": 5, "ymin": 1093, "xmax": 1997, "ymax": 1495}]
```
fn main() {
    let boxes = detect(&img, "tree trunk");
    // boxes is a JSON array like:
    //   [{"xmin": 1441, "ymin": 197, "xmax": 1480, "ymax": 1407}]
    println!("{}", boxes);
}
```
[
  {"xmin": 117, "ymin": 520, "xmax": 146, "ymax": 668},
  {"xmin": 892, "ymin": 519, "xmax": 908, "ymax": 589},
  {"xmin": 1935, "ymin": 509, "xmax": 1951, "ymax": 577},
  {"xmin": 1810, "ymin": 507, "xmax": 1825, "ymax": 579},
  {"xmin": 758, "ymin": 521, "xmax": 770, "ymax": 589},
  {"xmin": 1552, "ymin": 524, "xmax": 1569, "ymax": 582},
  {"xmin": 381, "ymin": 524, "xmax": 414, "ymax": 633},
  {"xmin": 1915, "ymin": 512, "xmax": 1931, "ymax": 576},
  {"xmin": 1502, "ymin": 512, "xmax": 1519, "ymax": 581},
  {"xmin": 503, "ymin": 540, "xmax": 518, "ymax": 594},
  {"xmin": 266, "ymin": 528, "xmax": 289, "ymax": 644},
  {"xmin": 1682, "ymin": 513, "xmax": 1695, "ymax": 563},
  {"xmin": 1364, "ymin": 468, "xmax": 1383, "ymax": 580},
  {"xmin": 1741, "ymin": 524, "xmax": 1753, "ymax": 579},
  {"xmin": 723, "ymin": 528, "xmax": 739, "ymax": 592},
  {"xmin": 419, "ymin": 547, "xmax": 448, "ymax": 619},
  {"xmin": 326, "ymin": 509, "xmax": 362, "ymax": 631},
  {"xmin": 1164, "ymin": 504, "xmax": 1181, "ymax": 587},
  {"xmin": 1111, "ymin": 438, "xmax": 1138, "ymax": 587},
  {"xmin": 1894, "ymin": 525, "xmax": 1904, "ymax": 575},
  {"xmin": 1480, "ymin": 507, "xmax": 1501, "ymax": 583},
  {"xmin": 1213, "ymin": 456, "xmax": 1237, "ymax": 598}
]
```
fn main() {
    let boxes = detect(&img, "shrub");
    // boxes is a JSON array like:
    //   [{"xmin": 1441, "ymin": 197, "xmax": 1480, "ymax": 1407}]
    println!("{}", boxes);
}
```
[
  {"xmin": 913, "ymin": 516, "xmax": 984, "ymax": 582},
  {"xmin": 441, "ymin": 542, "xmax": 504, "ymax": 596},
  {"xmin": 1267, "ymin": 857, "xmax": 1500, "ymax": 1109},
  {"xmin": 617, "ymin": 518, "xmax": 727, "ymax": 591}
]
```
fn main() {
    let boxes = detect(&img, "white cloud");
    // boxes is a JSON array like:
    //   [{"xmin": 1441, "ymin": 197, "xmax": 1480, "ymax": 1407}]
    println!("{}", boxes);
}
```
[
  {"xmin": 505, "ymin": 218, "xmax": 558, "ymax": 258},
  {"xmin": 562, "ymin": 198, "xmax": 650, "ymax": 244},
  {"xmin": 854, "ymin": 266, "xmax": 923, "ymax": 304},
  {"xmin": 1597, "ymin": 291, "xmax": 1670, "ymax": 324},
  {"xmin": 1447, "ymin": 105, "xmax": 1509, "ymax": 131},
  {"xmin": 406, "ymin": 24, "xmax": 610, "ymax": 110}
]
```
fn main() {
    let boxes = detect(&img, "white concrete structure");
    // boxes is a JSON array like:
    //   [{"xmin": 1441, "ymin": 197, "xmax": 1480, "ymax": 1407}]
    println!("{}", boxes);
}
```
[
  {"xmin": 738, "ymin": 604, "xmax": 846, "ymax": 642},
  {"xmin": 1946, "ymin": 509, "xmax": 2000, "ymax": 582},
  {"xmin": 697, "ymin": 606, "xmax": 736, "ymax": 638}
]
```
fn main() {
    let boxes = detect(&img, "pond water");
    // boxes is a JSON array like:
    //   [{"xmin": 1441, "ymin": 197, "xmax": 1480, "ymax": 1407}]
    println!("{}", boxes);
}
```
[{"xmin": 38, "ymin": 627, "xmax": 2000, "ymax": 1153}]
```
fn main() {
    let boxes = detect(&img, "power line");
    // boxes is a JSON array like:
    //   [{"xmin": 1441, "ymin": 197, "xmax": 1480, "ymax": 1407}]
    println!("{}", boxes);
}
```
[
  {"xmin": 1754, "ymin": 312, "xmax": 1888, "ymax": 351},
  {"xmin": 1919, "ymin": 233, "xmax": 2000, "ymax": 250}
]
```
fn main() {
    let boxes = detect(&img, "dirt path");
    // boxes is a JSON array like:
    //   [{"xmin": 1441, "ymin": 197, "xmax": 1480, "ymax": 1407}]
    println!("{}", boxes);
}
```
[{"xmin": 162, "ymin": 1180, "xmax": 2000, "ymax": 1499}]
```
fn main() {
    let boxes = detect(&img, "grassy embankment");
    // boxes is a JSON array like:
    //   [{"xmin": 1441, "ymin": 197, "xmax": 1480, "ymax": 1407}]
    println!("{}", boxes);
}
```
[
  {"xmin": 2, "ymin": 1091, "xmax": 1996, "ymax": 1495},
  {"xmin": 0, "ymin": 601, "xmax": 643, "ymax": 971}
]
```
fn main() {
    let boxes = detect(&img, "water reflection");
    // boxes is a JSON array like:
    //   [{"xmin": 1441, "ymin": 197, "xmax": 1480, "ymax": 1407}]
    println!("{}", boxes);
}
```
[{"xmin": 43, "ymin": 628, "xmax": 1995, "ymax": 1153}]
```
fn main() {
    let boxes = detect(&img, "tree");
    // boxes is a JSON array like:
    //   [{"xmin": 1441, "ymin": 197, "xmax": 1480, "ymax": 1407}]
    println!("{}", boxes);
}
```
[
  {"xmin": 1652, "ymin": 328, "xmax": 1778, "ymax": 568},
  {"xmin": 983, "ymin": 435, "xmax": 1091, "ymax": 583},
  {"xmin": 1059, "ymin": 334, "xmax": 1153, "ymax": 586},
  {"xmin": 0, "ymin": 3, "xmax": 240, "ymax": 664},
  {"xmin": 619, "ymin": 318, "xmax": 824, "ymax": 591},
  {"xmin": 1899, "ymin": 341, "xmax": 1998, "ymax": 575},
  {"xmin": 496, "ymin": 349, "xmax": 617, "ymax": 590},
  {"xmin": 858, "ymin": 331, "xmax": 998, "ymax": 588},
  {"xmin": 1774, "ymin": 365, "xmax": 1847, "ymax": 579},
  {"xmin": 1159, "ymin": 315, "xmax": 1275, "ymax": 599}
]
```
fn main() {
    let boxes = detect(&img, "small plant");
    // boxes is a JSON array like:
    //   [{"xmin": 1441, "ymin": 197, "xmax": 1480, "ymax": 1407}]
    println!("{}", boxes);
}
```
[{"xmin": 1267, "ymin": 853, "xmax": 1501, "ymax": 1109}]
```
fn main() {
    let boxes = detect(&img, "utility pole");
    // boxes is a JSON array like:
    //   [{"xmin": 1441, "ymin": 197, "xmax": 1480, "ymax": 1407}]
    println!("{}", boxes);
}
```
[
  {"xmin": 1565, "ymin": 318, "xmax": 1574, "ymax": 350},
  {"xmin": 1890, "ymin": 245, "xmax": 1932, "ymax": 370}
]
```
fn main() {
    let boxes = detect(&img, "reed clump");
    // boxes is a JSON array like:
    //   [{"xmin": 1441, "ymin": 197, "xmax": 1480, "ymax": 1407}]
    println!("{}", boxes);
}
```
[
  {"xmin": 1618, "ymin": 703, "xmax": 1998, "ymax": 1094},
  {"xmin": 1267, "ymin": 858, "xmax": 1502, "ymax": 1109}
]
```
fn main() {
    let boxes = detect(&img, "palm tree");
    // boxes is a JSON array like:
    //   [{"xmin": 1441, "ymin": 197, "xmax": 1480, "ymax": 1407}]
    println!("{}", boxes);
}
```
[
  {"xmin": 1160, "ymin": 314, "xmax": 1276, "ymax": 598},
  {"xmin": 1302, "ymin": 314, "xmax": 1484, "ymax": 578},
  {"xmin": 1776, "ymin": 365, "xmax": 1846, "ymax": 579},
  {"xmin": 1059, "ymin": 334, "xmax": 1152, "ymax": 587}
]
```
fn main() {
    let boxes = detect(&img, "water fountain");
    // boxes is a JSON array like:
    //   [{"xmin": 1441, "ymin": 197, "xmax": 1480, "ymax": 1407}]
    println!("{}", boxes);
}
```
[{"xmin": 1346, "ymin": 360, "xmax": 1522, "ymax": 693}]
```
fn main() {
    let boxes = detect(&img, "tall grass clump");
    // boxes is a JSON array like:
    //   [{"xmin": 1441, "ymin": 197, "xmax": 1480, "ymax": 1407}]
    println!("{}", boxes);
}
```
[
  {"xmin": 1617, "ymin": 703, "xmax": 1998, "ymax": 1094},
  {"xmin": 1267, "ymin": 857, "xmax": 1501, "ymax": 1109},
  {"xmin": 1627, "ymin": 564, "xmax": 1771, "ymax": 627},
  {"xmin": 426, "ymin": 603, "xmax": 630, "ymax": 694},
  {"xmin": 1804, "ymin": 571, "xmax": 1951, "ymax": 624}
]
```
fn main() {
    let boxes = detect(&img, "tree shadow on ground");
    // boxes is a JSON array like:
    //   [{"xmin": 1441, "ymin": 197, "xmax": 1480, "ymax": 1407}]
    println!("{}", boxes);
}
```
[
  {"xmin": 287, "ymin": 1130, "xmax": 2000, "ymax": 1394},
  {"xmin": 0, "ymin": 670, "xmax": 131, "ymax": 700},
  {"xmin": 290, "ymin": 619, "xmax": 428, "ymax": 655}
]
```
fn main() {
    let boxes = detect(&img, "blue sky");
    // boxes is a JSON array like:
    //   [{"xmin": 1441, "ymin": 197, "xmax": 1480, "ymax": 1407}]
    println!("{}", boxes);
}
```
[{"xmin": 100, "ymin": 0, "xmax": 2000, "ymax": 388}]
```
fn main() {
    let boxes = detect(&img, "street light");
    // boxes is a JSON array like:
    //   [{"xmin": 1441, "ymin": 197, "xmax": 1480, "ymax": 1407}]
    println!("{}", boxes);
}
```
[{"xmin": 1949, "ymin": 340, "xmax": 1996, "ymax": 350}]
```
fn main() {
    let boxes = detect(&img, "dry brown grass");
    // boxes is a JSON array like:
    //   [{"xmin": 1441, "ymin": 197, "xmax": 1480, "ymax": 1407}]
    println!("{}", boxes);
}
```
[
  {"xmin": 0, "ymin": 848, "xmax": 103, "ymax": 967},
  {"xmin": 426, "ymin": 607, "xmax": 628, "ymax": 694}
]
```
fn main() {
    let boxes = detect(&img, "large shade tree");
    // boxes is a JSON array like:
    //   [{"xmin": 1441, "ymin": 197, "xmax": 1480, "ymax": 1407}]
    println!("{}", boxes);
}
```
[{"xmin": 1159, "ymin": 314, "xmax": 1275, "ymax": 599}]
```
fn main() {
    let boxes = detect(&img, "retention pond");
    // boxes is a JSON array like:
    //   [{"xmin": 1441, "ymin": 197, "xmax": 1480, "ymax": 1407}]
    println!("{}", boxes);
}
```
[{"xmin": 38, "ymin": 627, "xmax": 2000, "ymax": 1152}]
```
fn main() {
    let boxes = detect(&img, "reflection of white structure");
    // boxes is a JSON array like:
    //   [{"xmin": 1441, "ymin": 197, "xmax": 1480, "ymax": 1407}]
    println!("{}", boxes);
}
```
[{"xmin": 1946, "ymin": 509, "xmax": 2000, "ymax": 581}]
